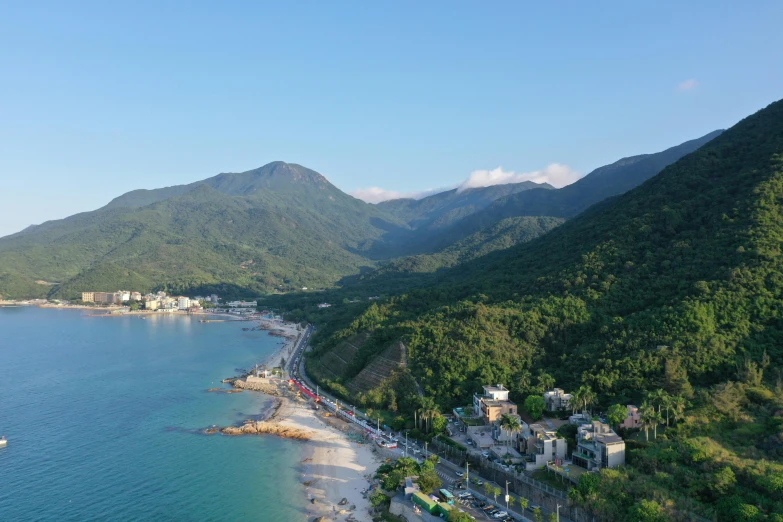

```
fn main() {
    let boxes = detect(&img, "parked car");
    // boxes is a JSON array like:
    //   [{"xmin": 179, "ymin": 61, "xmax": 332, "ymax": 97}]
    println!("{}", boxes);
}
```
[
  {"xmin": 455, "ymin": 471, "xmax": 464, "ymax": 477},
  {"xmin": 493, "ymin": 512, "xmax": 508, "ymax": 519},
  {"xmin": 482, "ymin": 451, "xmax": 490, "ymax": 457}
]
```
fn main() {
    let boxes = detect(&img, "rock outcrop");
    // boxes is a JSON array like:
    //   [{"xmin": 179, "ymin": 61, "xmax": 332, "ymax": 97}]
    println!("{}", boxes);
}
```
[
  {"xmin": 232, "ymin": 379, "xmax": 280, "ymax": 395},
  {"xmin": 219, "ymin": 420, "xmax": 314, "ymax": 440}
]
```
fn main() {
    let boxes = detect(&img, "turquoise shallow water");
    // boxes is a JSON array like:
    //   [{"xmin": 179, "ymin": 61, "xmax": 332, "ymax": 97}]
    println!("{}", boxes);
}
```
[{"xmin": 0, "ymin": 307, "xmax": 307, "ymax": 521}]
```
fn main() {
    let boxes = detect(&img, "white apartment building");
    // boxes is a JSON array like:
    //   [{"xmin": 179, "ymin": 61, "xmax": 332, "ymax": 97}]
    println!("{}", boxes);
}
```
[{"xmin": 178, "ymin": 297, "xmax": 191, "ymax": 309}]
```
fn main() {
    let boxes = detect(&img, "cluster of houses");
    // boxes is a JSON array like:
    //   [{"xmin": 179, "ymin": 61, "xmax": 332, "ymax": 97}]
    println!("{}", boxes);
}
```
[
  {"xmin": 81, "ymin": 290, "xmax": 222, "ymax": 312},
  {"xmin": 458, "ymin": 384, "xmax": 632, "ymax": 475}
]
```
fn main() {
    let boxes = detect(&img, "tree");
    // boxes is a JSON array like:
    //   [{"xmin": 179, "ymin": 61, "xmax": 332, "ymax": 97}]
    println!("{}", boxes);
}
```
[
  {"xmin": 606, "ymin": 404, "xmax": 627, "ymax": 430},
  {"xmin": 449, "ymin": 513, "xmax": 473, "ymax": 522},
  {"xmin": 492, "ymin": 486, "xmax": 501, "ymax": 503},
  {"xmin": 417, "ymin": 469, "xmax": 442, "ymax": 494},
  {"xmin": 663, "ymin": 356, "xmax": 694, "ymax": 399},
  {"xmin": 570, "ymin": 386, "xmax": 583, "ymax": 415},
  {"xmin": 483, "ymin": 482, "xmax": 493, "ymax": 498},
  {"xmin": 538, "ymin": 371, "xmax": 555, "ymax": 392},
  {"xmin": 369, "ymin": 490, "xmax": 389, "ymax": 509},
  {"xmin": 533, "ymin": 506, "xmax": 543, "ymax": 522},
  {"xmin": 639, "ymin": 401, "xmax": 658, "ymax": 442},
  {"xmin": 579, "ymin": 385, "xmax": 596, "ymax": 414},
  {"xmin": 670, "ymin": 396, "xmax": 687, "ymax": 425},
  {"xmin": 392, "ymin": 416, "xmax": 406, "ymax": 431},
  {"xmin": 711, "ymin": 466, "xmax": 737, "ymax": 496},
  {"xmin": 548, "ymin": 512, "xmax": 559, "ymax": 522},
  {"xmin": 518, "ymin": 496, "xmax": 529, "ymax": 511},
  {"xmin": 499, "ymin": 413, "xmax": 523, "ymax": 445},
  {"xmin": 647, "ymin": 389, "xmax": 670, "ymax": 423},
  {"xmin": 524, "ymin": 395, "xmax": 545, "ymax": 420},
  {"xmin": 628, "ymin": 499, "xmax": 666, "ymax": 522},
  {"xmin": 431, "ymin": 415, "xmax": 448, "ymax": 434}
]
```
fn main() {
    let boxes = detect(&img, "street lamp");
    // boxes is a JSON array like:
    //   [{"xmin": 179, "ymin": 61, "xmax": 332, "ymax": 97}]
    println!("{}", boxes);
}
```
[
  {"xmin": 557, "ymin": 503, "xmax": 561, "ymax": 522},
  {"xmin": 505, "ymin": 480, "xmax": 510, "ymax": 512}
]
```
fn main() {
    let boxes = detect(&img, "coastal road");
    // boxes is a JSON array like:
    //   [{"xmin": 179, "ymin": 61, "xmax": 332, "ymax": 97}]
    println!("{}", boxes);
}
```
[{"xmin": 287, "ymin": 324, "xmax": 541, "ymax": 522}]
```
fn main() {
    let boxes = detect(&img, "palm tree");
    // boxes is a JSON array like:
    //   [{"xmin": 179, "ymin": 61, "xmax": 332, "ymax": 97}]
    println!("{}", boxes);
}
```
[
  {"xmin": 518, "ymin": 496, "xmax": 529, "ymax": 511},
  {"xmin": 581, "ymin": 386, "xmax": 596, "ymax": 415},
  {"xmin": 499, "ymin": 413, "xmax": 523, "ymax": 446},
  {"xmin": 639, "ymin": 401, "xmax": 657, "ymax": 442},
  {"xmin": 671, "ymin": 395, "xmax": 687, "ymax": 425},
  {"xmin": 647, "ymin": 389, "xmax": 668, "ymax": 414},
  {"xmin": 570, "ymin": 387, "xmax": 583, "ymax": 415},
  {"xmin": 538, "ymin": 372, "xmax": 555, "ymax": 392}
]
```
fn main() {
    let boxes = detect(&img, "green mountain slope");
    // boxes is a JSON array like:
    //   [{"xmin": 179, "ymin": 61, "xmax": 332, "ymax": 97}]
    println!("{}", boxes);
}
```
[
  {"xmin": 377, "ymin": 181, "xmax": 553, "ymax": 230},
  {"xmin": 0, "ymin": 163, "xmax": 408, "ymax": 299},
  {"xmin": 431, "ymin": 130, "xmax": 723, "ymax": 247},
  {"xmin": 303, "ymin": 101, "xmax": 783, "ymax": 520}
]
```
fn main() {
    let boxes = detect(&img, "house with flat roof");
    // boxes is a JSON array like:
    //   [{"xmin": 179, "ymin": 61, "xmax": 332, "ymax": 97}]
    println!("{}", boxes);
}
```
[
  {"xmin": 473, "ymin": 384, "xmax": 518, "ymax": 424},
  {"xmin": 543, "ymin": 388, "xmax": 572, "ymax": 412},
  {"xmin": 519, "ymin": 423, "xmax": 567, "ymax": 470},
  {"xmin": 573, "ymin": 420, "xmax": 625, "ymax": 470}
]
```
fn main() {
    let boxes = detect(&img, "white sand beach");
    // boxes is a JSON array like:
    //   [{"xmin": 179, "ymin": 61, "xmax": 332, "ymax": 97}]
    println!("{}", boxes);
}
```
[{"xmin": 272, "ymin": 397, "xmax": 379, "ymax": 522}]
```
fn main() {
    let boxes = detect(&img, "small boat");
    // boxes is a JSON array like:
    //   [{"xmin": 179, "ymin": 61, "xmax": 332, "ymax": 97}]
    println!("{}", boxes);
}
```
[{"xmin": 0, "ymin": 436, "xmax": 7, "ymax": 448}]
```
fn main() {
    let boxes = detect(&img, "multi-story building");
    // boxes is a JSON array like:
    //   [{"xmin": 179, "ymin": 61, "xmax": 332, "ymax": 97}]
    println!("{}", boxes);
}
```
[
  {"xmin": 519, "ymin": 423, "xmax": 567, "ymax": 470},
  {"xmin": 543, "ymin": 388, "xmax": 572, "ymax": 412},
  {"xmin": 573, "ymin": 420, "xmax": 625, "ymax": 470},
  {"xmin": 620, "ymin": 405, "xmax": 641, "ymax": 430},
  {"xmin": 93, "ymin": 292, "xmax": 117, "ymax": 304},
  {"xmin": 177, "ymin": 297, "xmax": 191, "ymax": 309},
  {"xmin": 227, "ymin": 300, "xmax": 257, "ymax": 308},
  {"xmin": 81, "ymin": 292, "xmax": 95, "ymax": 303},
  {"xmin": 145, "ymin": 300, "xmax": 159, "ymax": 311},
  {"xmin": 473, "ymin": 384, "xmax": 518, "ymax": 424},
  {"xmin": 130, "ymin": 292, "xmax": 142, "ymax": 301}
]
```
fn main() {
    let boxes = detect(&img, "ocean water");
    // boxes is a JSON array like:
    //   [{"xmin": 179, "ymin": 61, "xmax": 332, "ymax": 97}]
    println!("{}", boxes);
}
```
[{"xmin": 0, "ymin": 307, "xmax": 307, "ymax": 521}]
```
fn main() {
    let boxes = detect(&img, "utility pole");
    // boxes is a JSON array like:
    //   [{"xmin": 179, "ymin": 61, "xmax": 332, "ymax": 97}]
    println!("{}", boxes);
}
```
[
  {"xmin": 465, "ymin": 462, "xmax": 470, "ymax": 493},
  {"xmin": 557, "ymin": 503, "xmax": 561, "ymax": 522},
  {"xmin": 405, "ymin": 430, "xmax": 409, "ymax": 458},
  {"xmin": 505, "ymin": 480, "xmax": 510, "ymax": 512}
]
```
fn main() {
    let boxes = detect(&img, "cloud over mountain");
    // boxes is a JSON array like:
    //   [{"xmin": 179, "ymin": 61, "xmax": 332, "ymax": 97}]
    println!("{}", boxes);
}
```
[
  {"xmin": 457, "ymin": 164, "xmax": 580, "ymax": 192},
  {"xmin": 350, "ymin": 186, "xmax": 444, "ymax": 204},
  {"xmin": 351, "ymin": 163, "xmax": 580, "ymax": 203}
]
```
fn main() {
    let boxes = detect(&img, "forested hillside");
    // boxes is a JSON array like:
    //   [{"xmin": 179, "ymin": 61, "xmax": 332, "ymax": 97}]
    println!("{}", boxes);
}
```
[
  {"xmin": 0, "ymin": 162, "xmax": 408, "ymax": 299},
  {"xmin": 301, "ymin": 100, "xmax": 783, "ymax": 521}
]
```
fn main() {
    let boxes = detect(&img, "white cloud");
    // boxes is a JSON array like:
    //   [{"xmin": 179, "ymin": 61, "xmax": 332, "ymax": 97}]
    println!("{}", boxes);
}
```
[
  {"xmin": 351, "ymin": 163, "xmax": 581, "ymax": 203},
  {"xmin": 457, "ymin": 164, "xmax": 580, "ymax": 191},
  {"xmin": 677, "ymin": 78, "xmax": 698, "ymax": 91},
  {"xmin": 350, "ymin": 186, "xmax": 444, "ymax": 204}
]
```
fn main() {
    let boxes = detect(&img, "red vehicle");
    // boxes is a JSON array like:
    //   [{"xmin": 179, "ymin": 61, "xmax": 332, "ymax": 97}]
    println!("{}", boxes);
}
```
[{"xmin": 346, "ymin": 410, "xmax": 355, "ymax": 416}]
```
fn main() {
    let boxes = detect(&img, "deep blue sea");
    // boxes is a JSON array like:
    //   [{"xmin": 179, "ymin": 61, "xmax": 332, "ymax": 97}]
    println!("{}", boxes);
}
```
[{"xmin": 0, "ymin": 307, "xmax": 307, "ymax": 521}]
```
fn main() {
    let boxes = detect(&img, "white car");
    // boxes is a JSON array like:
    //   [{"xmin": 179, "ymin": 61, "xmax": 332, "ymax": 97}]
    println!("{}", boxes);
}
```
[
  {"xmin": 482, "ymin": 451, "xmax": 490, "ymax": 457},
  {"xmin": 455, "ymin": 471, "xmax": 464, "ymax": 477},
  {"xmin": 493, "ymin": 511, "xmax": 508, "ymax": 518}
]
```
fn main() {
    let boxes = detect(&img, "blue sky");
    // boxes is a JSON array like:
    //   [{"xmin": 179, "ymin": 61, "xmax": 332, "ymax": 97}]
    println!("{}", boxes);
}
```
[{"xmin": 1, "ymin": 2, "xmax": 782, "ymax": 237}]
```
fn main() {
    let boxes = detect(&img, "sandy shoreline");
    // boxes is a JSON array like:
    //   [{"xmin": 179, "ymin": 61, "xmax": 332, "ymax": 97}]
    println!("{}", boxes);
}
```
[
  {"xmin": 232, "ymin": 317, "xmax": 379, "ymax": 521},
  {"xmin": 273, "ymin": 397, "xmax": 380, "ymax": 522}
]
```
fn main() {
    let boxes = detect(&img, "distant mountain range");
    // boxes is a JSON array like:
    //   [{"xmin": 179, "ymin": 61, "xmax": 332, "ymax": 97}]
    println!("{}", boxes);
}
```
[{"xmin": 0, "ymin": 131, "xmax": 722, "ymax": 300}]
